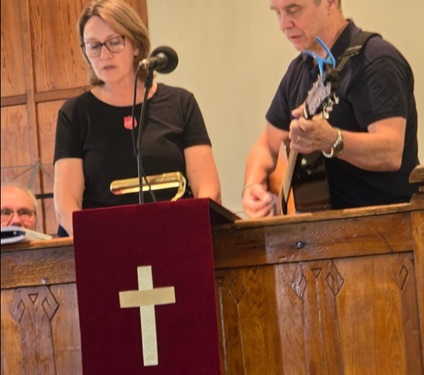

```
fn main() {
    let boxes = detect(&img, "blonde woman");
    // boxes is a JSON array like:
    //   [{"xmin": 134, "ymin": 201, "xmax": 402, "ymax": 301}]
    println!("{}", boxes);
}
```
[{"xmin": 54, "ymin": 0, "xmax": 221, "ymax": 236}]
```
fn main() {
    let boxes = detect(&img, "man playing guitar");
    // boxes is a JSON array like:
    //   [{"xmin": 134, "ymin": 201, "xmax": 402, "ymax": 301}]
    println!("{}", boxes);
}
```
[{"xmin": 242, "ymin": 0, "xmax": 419, "ymax": 218}]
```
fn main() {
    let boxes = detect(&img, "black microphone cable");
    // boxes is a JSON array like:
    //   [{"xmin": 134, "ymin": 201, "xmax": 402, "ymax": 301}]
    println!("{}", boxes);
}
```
[
  {"xmin": 131, "ymin": 63, "xmax": 156, "ymax": 204},
  {"xmin": 130, "ymin": 46, "xmax": 179, "ymax": 204}
]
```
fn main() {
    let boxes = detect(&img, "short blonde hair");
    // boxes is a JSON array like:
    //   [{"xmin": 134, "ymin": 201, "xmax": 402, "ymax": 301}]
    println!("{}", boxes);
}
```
[{"xmin": 77, "ymin": 0, "xmax": 151, "ymax": 85}]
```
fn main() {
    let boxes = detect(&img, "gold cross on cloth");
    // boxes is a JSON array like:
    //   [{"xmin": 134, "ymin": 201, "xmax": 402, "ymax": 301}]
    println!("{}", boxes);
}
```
[{"xmin": 119, "ymin": 266, "xmax": 176, "ymax": 366}]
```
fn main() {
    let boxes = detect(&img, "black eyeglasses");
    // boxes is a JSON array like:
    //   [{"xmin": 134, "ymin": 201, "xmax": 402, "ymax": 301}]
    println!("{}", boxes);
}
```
[
  {"xmin": 81, "ymin": 35, "xmax": 126, "ymax": 58},
  {"xmin": 1, "ymin": 208, "xmax": 36, "ymax": 223}
]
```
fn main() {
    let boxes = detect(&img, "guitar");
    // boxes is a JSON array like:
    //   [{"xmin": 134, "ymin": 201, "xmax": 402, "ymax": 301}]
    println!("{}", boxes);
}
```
[{"xmin": 277, "ymin": 73, "xmax": 338, "ymax": 215}]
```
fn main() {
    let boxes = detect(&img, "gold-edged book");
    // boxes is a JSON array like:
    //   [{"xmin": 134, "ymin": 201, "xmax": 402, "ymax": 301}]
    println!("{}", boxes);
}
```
[{"xmin": 110, "ymin": 172, "xmax": 186, "ymax": 201}]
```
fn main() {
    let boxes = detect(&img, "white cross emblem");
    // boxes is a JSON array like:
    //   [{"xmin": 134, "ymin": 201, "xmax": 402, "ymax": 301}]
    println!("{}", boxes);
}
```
[{"xmin": 119, "ymin": 266, "xmax": 176, "ymax": 366}]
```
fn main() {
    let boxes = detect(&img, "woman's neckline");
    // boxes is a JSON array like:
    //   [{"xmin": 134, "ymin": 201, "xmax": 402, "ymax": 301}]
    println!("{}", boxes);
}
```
[{"xmin": 89, "ymin": 81, "xmax": 159, "ymax": 108}]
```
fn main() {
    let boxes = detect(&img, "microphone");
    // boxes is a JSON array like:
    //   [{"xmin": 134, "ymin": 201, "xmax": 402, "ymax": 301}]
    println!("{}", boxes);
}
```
[{"xmin": 139, "ymin": 46, "xmax": 179, "ymax": 74}]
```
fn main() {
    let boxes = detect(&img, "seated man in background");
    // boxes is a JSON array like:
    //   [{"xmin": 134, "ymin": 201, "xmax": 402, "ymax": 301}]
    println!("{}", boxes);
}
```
[{"xmin": 1, "ymin": 185, "xmax": 38, "ymax": 230}]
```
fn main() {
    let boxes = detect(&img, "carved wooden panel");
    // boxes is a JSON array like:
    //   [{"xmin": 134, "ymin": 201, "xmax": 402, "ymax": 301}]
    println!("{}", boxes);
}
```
[
  {"xmin": 215, "ymin": 252, "xmax": 423, "ymax": 375},
  {"xmin": 1, "ymin": 284, "xmax": 82, "ymax": 374},
  {"xmin": 216, "ymin": 267, "xmax": 284, "ymax": 374}
]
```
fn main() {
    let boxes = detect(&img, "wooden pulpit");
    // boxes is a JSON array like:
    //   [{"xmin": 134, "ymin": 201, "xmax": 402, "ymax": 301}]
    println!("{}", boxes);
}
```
[
  {"xmin": 1, "ymin": 166, "xmax": 424, "ymax": 374},
  {"xmin": 72, "ymin": 198, "xmax": 232, "ymax": 374}
]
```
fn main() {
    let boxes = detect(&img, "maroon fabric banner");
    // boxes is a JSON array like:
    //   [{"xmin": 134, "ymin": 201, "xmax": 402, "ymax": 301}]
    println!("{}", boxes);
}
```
[{"xmin": 73, "ymin": 198, "xmax": 221, "ymax": 374}]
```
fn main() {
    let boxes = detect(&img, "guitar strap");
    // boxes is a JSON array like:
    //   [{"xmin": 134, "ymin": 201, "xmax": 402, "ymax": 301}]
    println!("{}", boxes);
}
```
[{"xmin": 335, "ymin": 31, "xmax": 381, "ymax": 73}]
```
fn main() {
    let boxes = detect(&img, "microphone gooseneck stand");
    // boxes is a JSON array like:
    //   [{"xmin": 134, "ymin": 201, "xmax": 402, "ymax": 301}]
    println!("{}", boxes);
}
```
[
  {"xmin": 131, "ymin": 46, "xmax": 178, "ymax": 204},
  {"xmin": 134, "ymin": 67, "xmax": 156, "ymax": 204}
]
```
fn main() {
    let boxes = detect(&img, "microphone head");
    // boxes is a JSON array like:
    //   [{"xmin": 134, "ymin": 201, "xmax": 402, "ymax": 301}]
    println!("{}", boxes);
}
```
[{"xmin": 150, "ymin": 46, "xmax": 179, "ymax": 74}]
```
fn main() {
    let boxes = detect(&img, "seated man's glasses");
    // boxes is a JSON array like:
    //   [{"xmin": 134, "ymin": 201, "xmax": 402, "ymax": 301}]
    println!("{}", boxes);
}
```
[
  {"xmin": 1, "ymin": 208, "xmax": 36, "ymax": 225},
  {"xmin": 81, "ymin": 35, "xmax": 126, "ymax": 58}
]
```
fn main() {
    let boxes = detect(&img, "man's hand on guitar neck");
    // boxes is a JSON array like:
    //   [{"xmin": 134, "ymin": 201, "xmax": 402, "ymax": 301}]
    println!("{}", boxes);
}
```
[
  {"xmin": 289, "ymin": 105, "xmax": 339, "ymax": 155},
  {"xmin": 242, "ymin": 183, "xmax": 277, "ymax": 219}
]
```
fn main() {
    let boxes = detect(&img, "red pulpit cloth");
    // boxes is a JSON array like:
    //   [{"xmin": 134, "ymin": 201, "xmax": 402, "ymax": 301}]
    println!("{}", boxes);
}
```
[{"xmin": 73, "ymin": 199, "xmax": 221, "ymax": 374}]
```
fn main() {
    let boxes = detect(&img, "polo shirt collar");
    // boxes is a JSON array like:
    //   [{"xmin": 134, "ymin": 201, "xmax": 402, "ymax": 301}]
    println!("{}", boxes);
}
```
[{"xmin": 301, "ymin": 19, "xmax": 361, "ymax": 66}]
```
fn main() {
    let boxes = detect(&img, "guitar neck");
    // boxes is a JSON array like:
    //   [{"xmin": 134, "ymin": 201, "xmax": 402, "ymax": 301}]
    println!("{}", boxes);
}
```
[
  {"xmin": 277, "ymin": 77, "xmax": 334, "ymax": 215},
  {"xmin": 280, "ymin": 100, "xmax": 312, "ymax": 203}
]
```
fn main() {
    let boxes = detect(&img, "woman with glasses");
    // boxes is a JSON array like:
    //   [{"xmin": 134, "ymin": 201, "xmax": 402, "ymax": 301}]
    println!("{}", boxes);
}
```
[
  {"xmin": 1, "ymin": 186, "xmax": 38, "ymax": 230},
  {"xmin": 53, "ymin": 0, "xmax": 221, "ymax": 237}
]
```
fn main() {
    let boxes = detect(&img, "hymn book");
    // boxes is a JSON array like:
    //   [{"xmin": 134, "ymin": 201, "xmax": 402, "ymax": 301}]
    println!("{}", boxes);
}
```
[{"xmin": 1, "ymin": 225, "xmax": 52, "ymax": 245}]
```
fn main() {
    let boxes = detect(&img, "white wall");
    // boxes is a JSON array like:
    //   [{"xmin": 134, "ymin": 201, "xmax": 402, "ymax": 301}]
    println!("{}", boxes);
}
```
[{"xmin": 147, "ymin": 0, "xmax": 424, "ymax": 215}]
